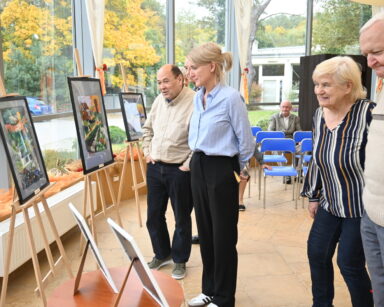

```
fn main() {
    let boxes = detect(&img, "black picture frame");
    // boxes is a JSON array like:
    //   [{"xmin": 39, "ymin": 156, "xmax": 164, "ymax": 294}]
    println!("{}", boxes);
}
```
[
  {"xmin": 68, "ymin": 77, "xmax": 114, "ymax": 174},
  {"xmin": 118, "ymin": 92, "xmax": 147, "ymax": 141},
  {"xmin": 0, "ymin": 96, "xmax": 49, "ymax": 204},
  {"xmin": 107, "ymin": 218, "xmax": 169, "ymax": 307}
]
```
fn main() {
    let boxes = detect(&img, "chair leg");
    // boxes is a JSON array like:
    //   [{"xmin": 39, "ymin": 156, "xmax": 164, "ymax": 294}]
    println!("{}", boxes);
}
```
[
  {"xmin": 263, "ymin": 176, "xmax": 266, "ymax": 209},
  {"xmin": 258, "ymin": 165, "xmax": 262, "ymax": 200}
]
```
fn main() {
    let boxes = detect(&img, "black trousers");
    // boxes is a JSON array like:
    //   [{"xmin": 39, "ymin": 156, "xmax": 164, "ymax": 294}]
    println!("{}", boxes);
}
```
[
  {"xmin": 146, "ymin": 162, "xmax": 193, "ymax": 263},
  {"xmin": 190, "ymin": 152, "xmax": 239, "ymax": 307}
]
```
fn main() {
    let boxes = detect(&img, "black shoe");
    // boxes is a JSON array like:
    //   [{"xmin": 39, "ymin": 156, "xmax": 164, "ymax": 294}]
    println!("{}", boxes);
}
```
[
  {"xmin": 192, "ymin": 235, "xmax": 199, "ymax": 244},
  {"xmin": 284, "ymin": 176, "xmax": 292, "ymax": 184},
  {"xmin": 239, "ymin": 204, "xmax": 246, "ymax": 211}
]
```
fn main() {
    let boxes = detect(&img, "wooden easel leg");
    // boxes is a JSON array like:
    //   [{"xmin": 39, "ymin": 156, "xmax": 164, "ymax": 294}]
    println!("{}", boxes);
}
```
[
  {"xmin": 129, "ymin": 143, "xmax": 142, "ymax": 227},
  {"xmin": 104, "ymin": 168, "xmax": 122, "ymax": 226},
  {"xmin": 32, "ymin": 202, "xmax": 55, "ymax": 276},
  {"xmin": 136, "ymin": 143, "xmax": 146, "ymax": 185},
  {"xmin": 87, "ymin": 176, "xmax": 97, "ymax": 242},
  {"xmin": 41, "ymin": 197, "xmax": 73, "ymax": 278},
  {"xmin": 96, "ymin": 171, "xmax": 107, "ymax": 216},
  {"xmin": 73, "ymin": 241, "xmax": 90, "ymax": 295},
  {"xmin": 0, "ymin": 207, "xmax": 16, "ymax": 307},
  {"xmin": 113, "ymin": 258, "xmax": 137, "ymax": 307},
  {"xmin": 116, "ymin": 150, "xmax": 129, "ymax": 214},
  {"xmin": 23, "ymin": 207, "xmax": 47, "ymax": 306},
  {"xmin": 79, "ymin": 176, "xmax": 89, "ymax": 253}
]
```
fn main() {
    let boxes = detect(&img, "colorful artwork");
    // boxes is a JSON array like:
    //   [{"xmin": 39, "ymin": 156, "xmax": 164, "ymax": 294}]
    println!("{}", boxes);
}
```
[
  {"xmin": 0, "ymin": 96, "xmax": 49, "ymax": 204},
  {"xmin": 78, "ymin": 95, "xmax": 108, "ymax": 153},
  {"xmin": 119, "ymin": 93, "xmax": 147, "ymax": 141},
  {"xmin": 68, "ymin": 77, "xmax": 114, "ymax": 174}
]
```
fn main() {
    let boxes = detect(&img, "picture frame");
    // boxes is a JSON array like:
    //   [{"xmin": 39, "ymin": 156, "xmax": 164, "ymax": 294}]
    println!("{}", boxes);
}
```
[
  {"xmin": 118, "ymin": 92, "xmax": 147, "ymax": 141},
  {"xmin": 0, "ymin": 96, "xmax": 49, "ymax": 204},
  {"xmin": 107, "ymin": 218, "xmax": 170, "ymax": 307},
  {"xmin": 68, "ymin": 77, "xmax": 114, "ymax": 174},
  {"xmin": 68, "ymin": 203, "xmax": 119, "ymax": 293}
]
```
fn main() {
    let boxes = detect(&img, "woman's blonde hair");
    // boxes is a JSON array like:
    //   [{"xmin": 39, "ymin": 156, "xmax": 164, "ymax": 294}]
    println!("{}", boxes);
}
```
[
  {"xmin": 187, "ymin": 42, "xmax": 232, "ymax": 83},
  {"xmin": 312, "ymin": 56, "xmax": 366, "ymax": 101}
]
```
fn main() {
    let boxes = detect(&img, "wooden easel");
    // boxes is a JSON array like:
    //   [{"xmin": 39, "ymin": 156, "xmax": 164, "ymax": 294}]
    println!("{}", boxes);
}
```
[
  {"xmin": 73, "ymin": 49, "xmax": 122, "ymax": 242},
  {"xmin": 0, "ymin": 75, "xmax": 73, "ymax": 306},
  {"xmin": 81, "ymin": 164, "xmax": 123, "ymax": 242},
  {"xmin": 116, "ymin": 64, "xmax": 147, "ymax": 227},
  {"xmin": 0, "ymin": 184, "xmax": 74, "ymax": 307},
  {"xmin": 116, "ymin": 141, "xmax": 146, "ymax": 227}
]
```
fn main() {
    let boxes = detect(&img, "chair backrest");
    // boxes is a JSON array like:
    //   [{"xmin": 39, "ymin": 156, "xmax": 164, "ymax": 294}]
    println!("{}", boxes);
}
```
[
  {"xmin": 251, "ymin": 126, "xmax": 262, "ymax": 137},
  {"xmin": 260, "ymin": 138, "xmax": 296, "ymax": 153},
  {"xmin": 300, "ymin": 138, "xmax": 312, "ymax": 153},
  {"xmin": 256, "ymin": 131, "xmax": 285, "ymax": 144},
  {"xmin": 293, "ymin": 131, "xmax": 312, "ymax": 144}
]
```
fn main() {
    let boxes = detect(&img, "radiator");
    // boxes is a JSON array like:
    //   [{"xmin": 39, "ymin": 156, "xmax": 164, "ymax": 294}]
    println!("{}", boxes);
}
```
[{"xmin": 0, "ymin": 181, "xmax": 95, "ymax": 276}]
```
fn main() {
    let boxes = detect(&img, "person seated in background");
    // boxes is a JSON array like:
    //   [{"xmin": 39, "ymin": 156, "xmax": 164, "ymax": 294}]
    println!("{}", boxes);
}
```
[
  {"xmin": 268, "ymin": 100, "xmax": 302, "ymax": 184},
  {"xmin": 268, "ymin": 100, "xmax": 301, "ymax": 138}
]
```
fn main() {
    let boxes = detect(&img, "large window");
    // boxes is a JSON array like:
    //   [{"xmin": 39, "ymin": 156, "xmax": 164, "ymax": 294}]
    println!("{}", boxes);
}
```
[
  {"xmin": 103, "ymin": 0, "xmax": 166, "ymax": 109},
  {"xmin": 312, "ymin": 0, "xmax": 371, "ymax": 55},
  {"xmin": 175, "ymin": 0, "xmax": 225, "ymax": 67},
  {"xmin": 1, "ymin": 0, "xmax": 73, "ymax": 113},
  {"xmin": 251, "ymin": 0, "xmax": 306, "ymax": 105}
]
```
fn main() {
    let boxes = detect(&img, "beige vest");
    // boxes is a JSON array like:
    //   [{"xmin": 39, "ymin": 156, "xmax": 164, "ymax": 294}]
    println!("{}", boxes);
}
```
[{"xmin": 363, "ymin": 78, "xmax": 384, "ymax": 225}]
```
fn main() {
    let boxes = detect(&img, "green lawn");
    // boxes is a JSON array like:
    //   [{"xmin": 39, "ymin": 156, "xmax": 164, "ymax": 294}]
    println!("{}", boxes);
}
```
[{"xmin": 247, "ymin": 110, "xmax": 276, "ymax": 130}]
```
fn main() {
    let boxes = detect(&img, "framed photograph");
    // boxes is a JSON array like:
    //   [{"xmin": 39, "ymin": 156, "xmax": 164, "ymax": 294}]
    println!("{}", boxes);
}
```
[
  {"xmin": 0, "ymin": 96, "xmax": 49, "ymax": 204},
  {"xmin": 68, "ymin": 77, "xmax": 114, "ymax": 174},
  {"xmin": 107, "ymin": 218, "xmax": 169, "ymax": 307},
  {"xmin": 68, "ymin": 203, "xmax": 119, "ymax": 293},
  {"xmin": 119, "ymin": 92, "xmax": 147, "ymax": 141}
]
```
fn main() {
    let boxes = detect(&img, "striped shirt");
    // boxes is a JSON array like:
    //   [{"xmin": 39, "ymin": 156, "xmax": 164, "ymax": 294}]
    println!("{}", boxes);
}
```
[{"xmin": 302, "ymin": 99, "xmax": 375, "ymax": 218}]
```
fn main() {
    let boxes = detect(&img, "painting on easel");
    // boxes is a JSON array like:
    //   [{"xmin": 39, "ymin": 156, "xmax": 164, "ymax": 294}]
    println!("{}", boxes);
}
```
[
  {"xmin": 119, "ymin": 93, "xmax": 147, "ymax": 141},
  {"xmin": 68, "ymin": 77, "xmax": 114, "ymax": 174},
  {"xmin": 0, "ymin": 96, "xmax": 49, "ymax": 204}
]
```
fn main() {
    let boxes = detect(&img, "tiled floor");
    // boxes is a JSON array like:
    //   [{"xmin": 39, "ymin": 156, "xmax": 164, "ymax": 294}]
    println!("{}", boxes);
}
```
[{"xmin": 2, "ymin": 175, "xmax": 353, "ymax": 306}]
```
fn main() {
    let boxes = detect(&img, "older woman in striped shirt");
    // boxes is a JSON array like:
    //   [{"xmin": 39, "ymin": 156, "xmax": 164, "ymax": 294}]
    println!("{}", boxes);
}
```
[{"xmin": 302, "ymin": 56, "xmax": 374, "ymax": 307}]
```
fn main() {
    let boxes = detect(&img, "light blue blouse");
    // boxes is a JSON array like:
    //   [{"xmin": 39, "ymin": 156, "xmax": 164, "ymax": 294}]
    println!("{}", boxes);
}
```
[{"xmin": 188, "ymin": 84, "xmax": 255, "ymax": 169}]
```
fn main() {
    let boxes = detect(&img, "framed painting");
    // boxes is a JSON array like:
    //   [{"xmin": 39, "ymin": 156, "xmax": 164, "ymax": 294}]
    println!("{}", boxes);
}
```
[
  {"xmin": 0, "ymin": 96, "xmax": 49, "ymax": 204},
  {"xmin": 68, "ymin": 203, "xmax": 119, "ymax": 293},
  {"xmin": 107, "ymin": 218, "xmax": 169, "ymax": 307},
  {"xmin": 118, "ymin": 92, "xmax": 147, "ymax": 141},
  {"xmin": 68, "ymin": 77, "xmax": 114, "ymax": 174}
]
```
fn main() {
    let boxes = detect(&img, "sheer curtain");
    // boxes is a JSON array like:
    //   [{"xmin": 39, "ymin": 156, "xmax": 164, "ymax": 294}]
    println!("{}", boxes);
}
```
[
  {"xmin": 84, "ymin": 0, "xmax": 106, "ymax": 94},
  {"xmin": 234, "ymin": 0, "xmax": 252, "ymax": 103}
]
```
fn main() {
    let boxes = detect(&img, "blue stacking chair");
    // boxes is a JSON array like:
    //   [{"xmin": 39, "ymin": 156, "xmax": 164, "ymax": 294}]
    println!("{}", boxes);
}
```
[
  {"xmin": 297, "ymin": 138, "xmax": 313, "ymax": 208},
  {"xmin": 260, "ymin": 138, "xmax": 298, "ymax": 208},
  {"xmin": 293, "ymin": 131, "xmax": 312, "ymax": 144},
  {"xmin": 255, "ymin": 131, "xmax": 286, "ymax": 199},
  {"xmin": 251, "ymin": 126, "xmax": 262, "ymax": 137},
  {"xmin": 293, "ymin": 131, "xmax": 312, "ymax": 160}
]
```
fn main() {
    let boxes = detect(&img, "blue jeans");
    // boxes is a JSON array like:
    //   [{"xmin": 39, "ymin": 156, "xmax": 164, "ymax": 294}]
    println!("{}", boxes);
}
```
[
  {"xmin": 361, "ymin": 212, "xmax": 384, "ymax": 306},
  {"xmin": 146, "ymin": 162, "xmax": 193, "ymax": 263},
  {"xmin": 307, "ymin": 207, "xmax": 373, "ymax": 307}
]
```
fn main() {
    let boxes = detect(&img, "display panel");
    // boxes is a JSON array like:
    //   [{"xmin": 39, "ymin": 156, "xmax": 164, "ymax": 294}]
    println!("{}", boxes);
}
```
[
  {"xmin": 68, "ymin": 77, "xmax": 114, "ymax": 174},
  {"xmin": 0, "ymin": 96, "xmax": 49, "ymax": 204},
  {"xmin": 119, "ymin": 93, "xmax": 147, "ymax": 141},
  {"xmin": 107, "ymin": 218, "xmax": 169, "ymax": 307}
]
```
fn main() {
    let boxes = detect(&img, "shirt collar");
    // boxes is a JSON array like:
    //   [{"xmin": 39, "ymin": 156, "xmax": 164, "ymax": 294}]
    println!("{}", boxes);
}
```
[
  {"xmin": 166, "ymin": 86, "xmax": 185, "ymax": 105},
  {"xmin": 279, "ymin": 112, "xmax": 290, "ymax": 118}
]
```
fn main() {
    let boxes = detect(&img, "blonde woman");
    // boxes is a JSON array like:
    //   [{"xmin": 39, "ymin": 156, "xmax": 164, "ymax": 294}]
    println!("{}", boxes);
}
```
[
  {"xmin": 302, "ymin": 56, "xmax": 374, "ymax": 307},
  {"xmin": 186, "ymin": 43, "xmax": 255, "ymax": 307}
]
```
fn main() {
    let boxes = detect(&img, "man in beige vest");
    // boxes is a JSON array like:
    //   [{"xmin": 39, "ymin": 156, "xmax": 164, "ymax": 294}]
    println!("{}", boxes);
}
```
[
  {"xmin": 359, "ymin": 11, "xmax": 384, "ymax": 306},
  {"xmin": 142, "ymin": 64, "xmax": 195, "ymax": 280}
]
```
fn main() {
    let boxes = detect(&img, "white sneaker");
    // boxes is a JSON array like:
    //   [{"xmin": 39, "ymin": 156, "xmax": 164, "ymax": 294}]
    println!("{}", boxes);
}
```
[
  {"xmin": 207, "ymin": 304, "xmax": 218, "ymax": 307},
  {"xmin": 188, "ymin": 293, "xmax": 213, "ymax": 306}
]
